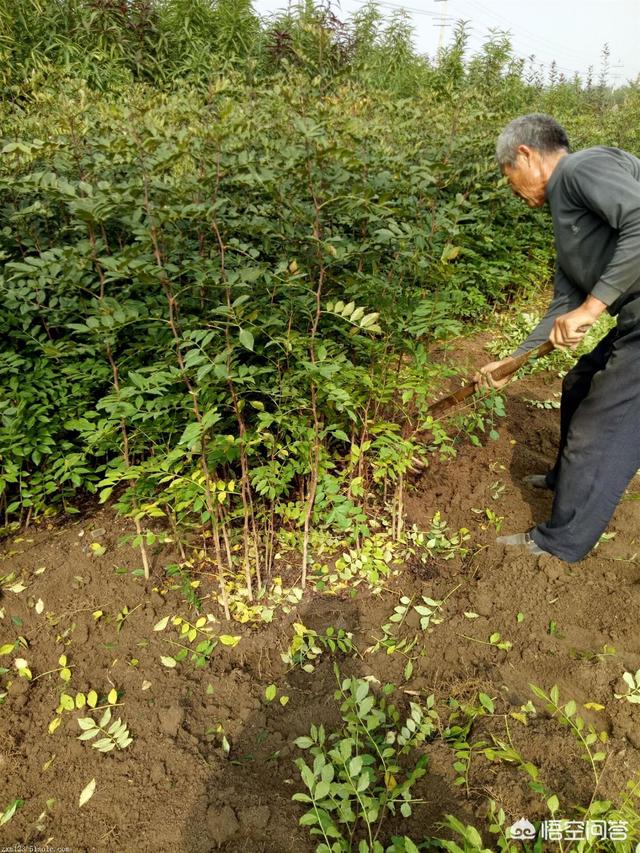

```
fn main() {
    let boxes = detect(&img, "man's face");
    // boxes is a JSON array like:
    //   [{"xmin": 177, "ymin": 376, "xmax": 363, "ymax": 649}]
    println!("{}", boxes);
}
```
[{"xmin": 502, "ymin": 146, "xmax": 547, "ymax": 208}]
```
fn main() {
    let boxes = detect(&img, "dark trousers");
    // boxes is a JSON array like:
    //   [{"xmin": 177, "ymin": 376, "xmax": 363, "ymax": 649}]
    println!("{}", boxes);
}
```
[{"xmin": 531, "ymin": 298, "xmax": 640, "ymax": 562}]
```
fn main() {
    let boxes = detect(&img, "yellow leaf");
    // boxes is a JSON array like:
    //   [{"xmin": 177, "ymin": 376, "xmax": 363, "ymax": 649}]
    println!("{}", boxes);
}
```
[
  {"xmin": 58, "ymin": 654, "xmax": 67, "ymax": 667},
  {"xmin": 92, "ymin": 610, "xmax": 103, "ymax": 620},
  {"xmin": 584, "ymin": 702, "xmax": 605, "ymax": 711},
  {"xmin": 87, "ymin": 690, "xmax": 98, "ymax": 708},
  {"xmin": 60, "ymin": 693, "xmax": 74, "ymax": 711},
  {"xmin": 293, "ymin": 622, "xmax": 307, "ymax": 637},
  {"xmin": 509, "ymin": 712, "xmax": 528, "ymax": 725},
  {"xmin": 42, "ymin": 754, "xmax": 56, "ymax": 771},
  {"xmin": 384, "ymin": 772, "xmax": 397, "ymax": 790},
  {"xmin": 48, "ymin": 716, "xmax": 62, "ymax": 735},
  {"xmin": 195, "ymin": 617, "xmax": 206, "ymax": 629},
  {"xmin": 0, "ymin": 644, "xmax": 15, "ymax": 656},
  {"xmin": 60, "ymin": 667, "xmax": 72, "ymax": 682},
  {"xmin": 79, "ymin": 778, "xmax": 96, "ymax": 808},
  {"xmin": 219, "ymin": 635, "xmax": 241, "ymax": 647},
  {"xmin": 76, "ymin": 693, "xmax": 86, "ymax": 709},
  {"xmin": 107, "ymin": 688, "xmax": 118, "ymax": 705}
]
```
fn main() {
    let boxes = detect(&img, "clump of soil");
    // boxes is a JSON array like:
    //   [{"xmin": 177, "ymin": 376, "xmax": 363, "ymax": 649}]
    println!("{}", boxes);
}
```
[{"xmin": 2, "ymin": 344, "xmax": 640, "ymax": 851}]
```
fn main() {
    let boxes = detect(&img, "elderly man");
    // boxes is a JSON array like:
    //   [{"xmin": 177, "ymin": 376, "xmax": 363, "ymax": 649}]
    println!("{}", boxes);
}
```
[{"xmin": 477, "ymin": 113, "xmax": 640, "ymax": 563}]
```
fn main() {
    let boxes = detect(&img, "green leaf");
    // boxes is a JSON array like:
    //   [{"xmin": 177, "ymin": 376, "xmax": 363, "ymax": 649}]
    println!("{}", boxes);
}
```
[
  {"xmin": 479, "ymin": 692, "xmax": 494, "ymax": 714},
  {"xmin": 314, "ymin": 780, "xmax": 331, "ymax": 800},
  {"xmin": 78, "ymin": 729, "xmax": 99, "ymax": 741},
  {"xmin": 0, "ymin": 798, "xmax": 23, "ymax": 826},
  {"xmin": 264, "ymin": 684, "xmax": 277, "ymax": 701},
  {"xmin": 239, "ymin": 328, "xmax": 254, "ymax": 351},
  {"xmin": 349, "ymin": 756, "xmax": 363, "ymax": 776}
]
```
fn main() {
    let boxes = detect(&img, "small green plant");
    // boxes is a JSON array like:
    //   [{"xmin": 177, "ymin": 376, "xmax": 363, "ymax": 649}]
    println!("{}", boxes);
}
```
[
  {"xmin": 433, "ymin": 815, "xmax": 495, "ymax": 852},
  {"xmin": 569, "ymin": 643, "xmax": 616, "ymax": 663},
  {"xmin": 77, "ymin": 705, "xmax": 133, "ymax": 752},
  {"xmin": 115, "ymin": 603, "xmax": 142, "ymax": 633},
  {"xmin": 404, "ymin": 515, "xmax": 470, "ymax": 562},
  {"xmin": 457, "ymin": 630, "xmax": 512, "ymax": 652},
  {"xmin": 311, "ymin": 534, "xmax": 398, "ymax": 594},
  {"xmin": 443, "ymin": 693, "xmax": 497, "ymax": 796},
  {"xmin": 614, "ymin": 669, "xmax": 640, "ymax": 704},
  {"xmin": 153, "ymin": 614, "xmax": 241, "ymax": 669},
  {"xmin": 165, "ymin": 562, "xmax": 204, "ymax": 611},
  {"xmin": 529, "ymin": 683, "xmax": 608, "ymax": 787},
  {"xmin": 489, "ymin": 480, "xmax": 506, "ymax": 500},
  {"xmin": 292, "ymin": 671, "xmax": 434, "ymax": 851},
  {"xmin": 48, "ymin": 685, "xmax": 121, "ymax": 735},
  {"xmin": 523, "ymin": 395, "xmax": 561, "ymax": 410},
  {"xmin": 366, "ymin": 589, "xmax": 457, "ymax": 680},
  {"xmin": 484, "ymin": 508, "xmax": 504, "ymax": 533},
  {"xmin": 281, "ymin": 623, "xmax": 355, "ymax": 672}
]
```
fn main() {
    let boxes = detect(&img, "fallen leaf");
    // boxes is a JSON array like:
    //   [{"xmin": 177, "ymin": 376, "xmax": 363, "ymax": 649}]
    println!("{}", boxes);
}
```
[{"xmin": 78, "ymin": 778, "xmax": 96, "ymax": 808}]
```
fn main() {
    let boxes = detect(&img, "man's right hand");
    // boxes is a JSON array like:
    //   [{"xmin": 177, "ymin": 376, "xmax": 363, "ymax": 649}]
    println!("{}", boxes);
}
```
[{"xmin": 473, "ymin": 357, "xmax": 516, "ymax": 391}]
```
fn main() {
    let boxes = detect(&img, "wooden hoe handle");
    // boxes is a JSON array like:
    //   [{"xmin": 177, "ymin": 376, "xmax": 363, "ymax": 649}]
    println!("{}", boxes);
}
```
[{"xmin": 427, "ymin": 339, "xmax": 555, "ymax": 416}]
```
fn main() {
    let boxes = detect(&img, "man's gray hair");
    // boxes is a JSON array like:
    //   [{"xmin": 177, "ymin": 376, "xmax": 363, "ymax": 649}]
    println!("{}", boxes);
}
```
[{"xmin": 496, "ymin": 114, "xmax": 570, "ymax": 169}]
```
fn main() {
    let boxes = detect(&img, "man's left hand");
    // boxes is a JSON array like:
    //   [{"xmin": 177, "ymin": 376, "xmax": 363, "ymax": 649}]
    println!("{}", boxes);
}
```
[{"xmin": 550, "ymin": 296, "xmax": 607, "ymax": 348}]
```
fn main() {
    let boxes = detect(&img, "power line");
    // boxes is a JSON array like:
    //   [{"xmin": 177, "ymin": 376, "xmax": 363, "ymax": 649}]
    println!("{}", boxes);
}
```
[
  {"xmin": 448, "ymin": 0, "xmax": 603, "ymax": 68},
  {"xmin": 334, "ymin": 0, "xmax": 614, "ymax": 78}
]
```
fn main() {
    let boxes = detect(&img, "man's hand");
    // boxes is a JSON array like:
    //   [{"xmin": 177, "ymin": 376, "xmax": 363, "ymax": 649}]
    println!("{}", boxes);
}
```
[
  {"xmin": 550, "ymin": 296, "xmax": 607, "ymax": 349},
  {"xmin": 474, "ymin": 357, "xmax": 516, "ymax": 391}
]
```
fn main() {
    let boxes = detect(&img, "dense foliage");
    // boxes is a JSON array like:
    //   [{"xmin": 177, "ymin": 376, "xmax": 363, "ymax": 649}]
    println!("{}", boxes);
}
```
[{"xmin": 2, "ymin": 1, "xmax": 640, "ymax": 590}]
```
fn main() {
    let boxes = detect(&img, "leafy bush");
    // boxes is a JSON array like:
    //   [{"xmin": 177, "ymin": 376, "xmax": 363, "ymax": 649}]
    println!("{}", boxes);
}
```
[{"xmin": 1, "ymin": 1, "xmax": 639, "ymax": 590}]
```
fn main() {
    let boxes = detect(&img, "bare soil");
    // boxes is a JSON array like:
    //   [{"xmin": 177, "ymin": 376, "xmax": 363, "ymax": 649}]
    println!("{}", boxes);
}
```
[{"xmin": 2, "ymin": 336, "xmax": 640, "ymax": 852}]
